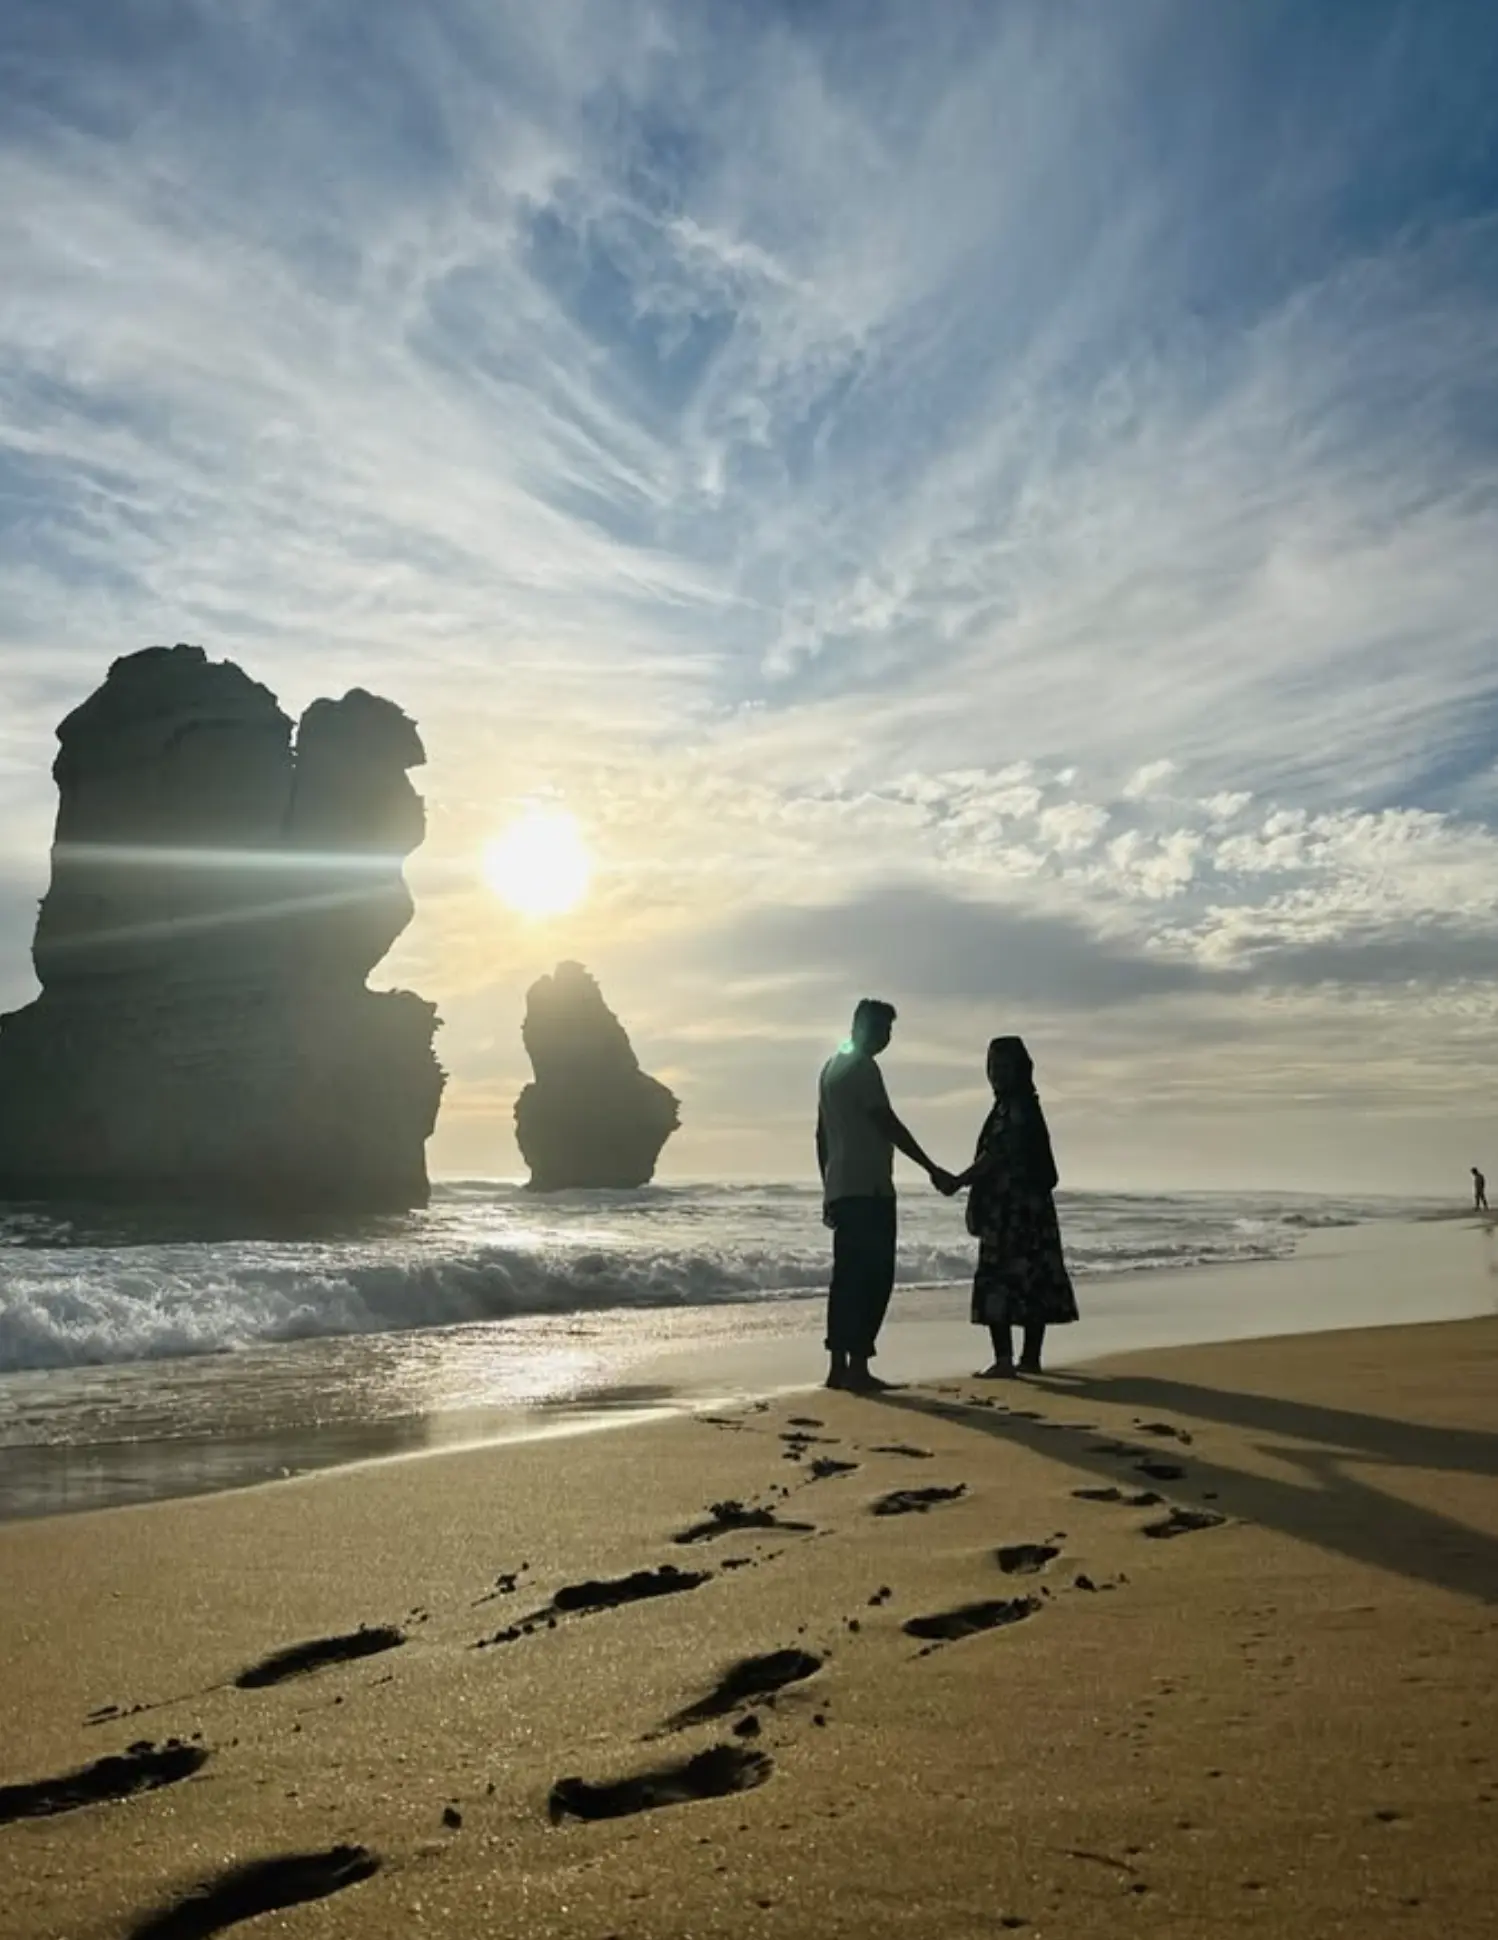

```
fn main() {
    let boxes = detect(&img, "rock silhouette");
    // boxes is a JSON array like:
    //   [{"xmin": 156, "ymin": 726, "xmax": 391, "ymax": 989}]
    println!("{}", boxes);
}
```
[
  {"xmin": 0, "ymin": 645, "xmax": 444, "ymax": 1212},
  {"xmin": 514, "ymin": 962, "xmax": 679, "ymax": 1190}
]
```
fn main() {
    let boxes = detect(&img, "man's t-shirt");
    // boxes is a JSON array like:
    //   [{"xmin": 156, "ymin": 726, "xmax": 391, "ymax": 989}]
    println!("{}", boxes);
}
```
[{"xmin": 819, "ymin": 1048, "xmax": 895, "ymax": 1204}]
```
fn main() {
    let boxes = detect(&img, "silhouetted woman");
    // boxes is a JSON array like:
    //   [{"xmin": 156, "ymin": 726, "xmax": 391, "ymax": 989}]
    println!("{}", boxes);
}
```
[{"xmin": 951, "ymin": 1035, "xmax": 1078, "ymax": 1376}]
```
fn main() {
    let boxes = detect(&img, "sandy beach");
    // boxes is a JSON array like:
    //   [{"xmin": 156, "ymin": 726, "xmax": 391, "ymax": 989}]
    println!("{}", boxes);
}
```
[{"xmin": 2, "ymin": 1295, "xmax": 1495, "ymax": 1938}]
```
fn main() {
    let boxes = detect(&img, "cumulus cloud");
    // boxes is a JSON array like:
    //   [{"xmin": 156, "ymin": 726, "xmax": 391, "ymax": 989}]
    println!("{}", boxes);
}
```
[{"xmin": 1122, "ymin": 760, "xmax": 1178, "ymax": 802}]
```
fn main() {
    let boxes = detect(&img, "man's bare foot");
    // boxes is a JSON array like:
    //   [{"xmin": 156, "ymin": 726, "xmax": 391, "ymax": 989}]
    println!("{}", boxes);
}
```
[
  {"xmin": 976, "ymin": 1362, "xmax": 1017, "ymax": 1379},
  {"xmin": 847, "ymin": 1369, "xmax": 895, "ymax": 1393},
  {"xmin": 825, "ymin": 1358, "xmax": 850, "ymax": 1390}
]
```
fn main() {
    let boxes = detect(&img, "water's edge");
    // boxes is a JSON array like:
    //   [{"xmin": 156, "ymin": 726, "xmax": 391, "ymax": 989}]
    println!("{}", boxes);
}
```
[{"xmin": 4, "ymin": 1215, "xmax": 1491, "ymax": 1525}]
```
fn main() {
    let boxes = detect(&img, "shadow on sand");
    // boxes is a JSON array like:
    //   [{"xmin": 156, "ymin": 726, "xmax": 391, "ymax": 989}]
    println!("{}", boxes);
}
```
[{"xmin": 869, "ymin": 1360, "xmax": 1498, "ymax": 1606}]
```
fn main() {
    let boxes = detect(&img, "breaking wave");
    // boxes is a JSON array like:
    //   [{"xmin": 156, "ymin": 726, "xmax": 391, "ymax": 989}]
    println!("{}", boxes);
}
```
[{"xmin": 0, "ymin": 1183, "xmax": 1412, "ymax": 1375}]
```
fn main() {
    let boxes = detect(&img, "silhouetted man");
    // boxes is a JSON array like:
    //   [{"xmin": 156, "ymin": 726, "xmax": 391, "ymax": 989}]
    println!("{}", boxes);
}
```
[
  {"xmin": 816, "ymin": 998, "xmax": 954, "ymax": 1392},
  {"xmin": 1474, "ymin": 1166, "xmax": 1487, "ymax": 1211}
]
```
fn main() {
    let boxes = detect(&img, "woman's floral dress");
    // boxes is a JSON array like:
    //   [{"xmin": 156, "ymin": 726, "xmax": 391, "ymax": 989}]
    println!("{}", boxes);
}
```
[{"xmin": 968, "ymin": 1094, "xmax": 1078, "ymax": 1329}]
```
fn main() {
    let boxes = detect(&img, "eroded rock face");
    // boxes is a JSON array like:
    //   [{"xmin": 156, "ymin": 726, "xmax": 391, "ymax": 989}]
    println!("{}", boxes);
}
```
[
  {"xmin": 515, "ymin": 963, "xmax": 679, "ymax": 1191},
  {"xmin": 0, "ymin": 645, "xmax": 445, "ymax": 1213}
]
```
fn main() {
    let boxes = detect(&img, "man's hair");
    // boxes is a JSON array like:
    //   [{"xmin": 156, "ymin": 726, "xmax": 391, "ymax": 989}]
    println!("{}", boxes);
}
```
[{"xmin": 852, "ymin": 997, "xmax": 897, "ymax": 1036}]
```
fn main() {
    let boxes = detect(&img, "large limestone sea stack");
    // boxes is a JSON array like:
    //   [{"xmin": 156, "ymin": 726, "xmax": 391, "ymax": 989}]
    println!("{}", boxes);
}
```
[
  {"xmin": 0, "ymin": 645, "xmax": 445, "ymax": 1213},
  {"xmin": 515, "ymin": 962, "xmax": 679, "ymax": 1190}
]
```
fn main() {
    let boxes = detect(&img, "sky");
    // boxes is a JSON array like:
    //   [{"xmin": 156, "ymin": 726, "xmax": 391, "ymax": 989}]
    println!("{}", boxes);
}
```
[{"xmin": 2, "ymin": 0, "xmax": 1497, "ymax": 1193}]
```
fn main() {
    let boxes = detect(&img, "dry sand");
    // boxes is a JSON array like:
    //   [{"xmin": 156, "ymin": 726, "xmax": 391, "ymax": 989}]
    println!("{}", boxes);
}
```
[{"xmin": 1, "ymin": 1316, "xmax": 1495, "ymax": 1938}]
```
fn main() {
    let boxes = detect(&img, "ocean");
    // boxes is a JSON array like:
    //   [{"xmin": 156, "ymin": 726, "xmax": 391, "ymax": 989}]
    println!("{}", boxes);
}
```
[{"xmin": 0, "ymin": 1183, "xmax": 1446, "ymax": 1518}]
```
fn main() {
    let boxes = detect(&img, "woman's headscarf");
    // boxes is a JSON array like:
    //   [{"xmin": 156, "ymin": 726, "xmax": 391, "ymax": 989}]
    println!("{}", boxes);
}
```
[{"xmin": 986, "ymin": 1035, "xmax": 1033, "ymax": 1093}]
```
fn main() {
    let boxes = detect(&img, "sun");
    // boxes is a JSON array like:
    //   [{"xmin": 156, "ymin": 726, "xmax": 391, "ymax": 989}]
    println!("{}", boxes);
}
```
[{"xmin": 482, "ymin": 808, "xmax": 592, "ymax": 918}]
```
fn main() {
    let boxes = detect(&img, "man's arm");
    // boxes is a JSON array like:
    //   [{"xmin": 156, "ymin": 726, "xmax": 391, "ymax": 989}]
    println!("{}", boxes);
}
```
[
  {"xmin": 817, "ymin": 1106, "xmax": 839, "ymax": 1227},
  {"xmin": 872, "ymin": 1103, "xmax": 954, "ymax": 1191}
]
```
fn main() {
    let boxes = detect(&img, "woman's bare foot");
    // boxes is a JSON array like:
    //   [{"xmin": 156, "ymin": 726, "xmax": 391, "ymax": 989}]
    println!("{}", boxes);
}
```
[{"xmin": 976, "ymin": 1361, "xmax": 1017, "ymax": 1379}]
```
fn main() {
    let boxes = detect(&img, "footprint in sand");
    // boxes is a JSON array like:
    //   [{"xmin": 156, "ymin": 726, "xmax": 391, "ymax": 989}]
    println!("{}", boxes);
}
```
[
  {"xmin": 550, "ymin": 1565, "xmax": 710, "ymax": 1614},
  {"xmin": 1073, "ymin": 1486, "xmax": 1164, "ymax": 1507},
  {"xmin": 1133, "ymin": 1461, "xmax": 1186, "ymax": 1483},
  {"xmin": 235, "ymin": 1627, "xmax": 406, "ymax": 1690},
  {"xmin": 869, "ymin": 1443, "xmax": 934, "ymax": 1460},
  {"xmin": 0, "ymin": 1741, "xmax": 208, "ymax": 1826},
  {"xmin": 996, "ymin": 1543, "xmax": 1060, "ymax": 1576},
  {"xmin": 475, "ymin": 1565, "xmax": 711, "ymax": 1646},
  {"xmin": 673, "ymin": 1501, "xmax": 816, "ymax": 1544},
  {"xmin": 662, "ymin": 1649, "xmax": 822, "ymax": 1732},
  {"xmin": 1141, "ymin": 1507, "xmax": 1228, "ymax": 1540},
  {"xmin": 549, "ymin": 1745, "xmax": 772, "ymax": 1823},
  {"xmin": 807, "ymin": 1457, "xmax": 859, "ymax": 1481},
  {"xmin": 1136, "ymin": 1420, "xmax": 1194, "ymax": 1445},
  {"xmin": 871, "ymin": 1485, "xmax": 967, "ymax": 1518},
  {"xmin": 903, "ymin": 1597, "xmax": 1040, "ymax": 1649},
  {"xmin": 125, "ymin": 1846, "xmax": 379, "ymax": 1939}
]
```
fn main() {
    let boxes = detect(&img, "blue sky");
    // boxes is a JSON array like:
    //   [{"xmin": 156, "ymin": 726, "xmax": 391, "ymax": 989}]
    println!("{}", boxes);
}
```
[{"xmin": 2, "ymin": 0, "xmax": 1497, "ymax": 1188}]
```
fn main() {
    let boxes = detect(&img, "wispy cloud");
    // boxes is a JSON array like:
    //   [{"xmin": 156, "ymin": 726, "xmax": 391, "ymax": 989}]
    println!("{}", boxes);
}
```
[{"xmin": 2, "ymin": 0, "xmax": 1497, "ymax": 1186}]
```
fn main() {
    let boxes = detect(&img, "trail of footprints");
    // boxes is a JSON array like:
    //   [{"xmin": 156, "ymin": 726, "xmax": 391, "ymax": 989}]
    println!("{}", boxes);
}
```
[
  {"xmin": 4, "ymin": 1392, "xmax": 1230, "ymax": 1929},
  {"xmin": 548, "ymin": 1408, "xmax": 1227, "ymax": 1824}
]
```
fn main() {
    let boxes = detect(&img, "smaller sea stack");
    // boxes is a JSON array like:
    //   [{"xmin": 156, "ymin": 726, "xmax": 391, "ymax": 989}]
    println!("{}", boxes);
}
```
[{"xmin": 515, "ymin": 962, "xmax": 680, "ymax": 1191}]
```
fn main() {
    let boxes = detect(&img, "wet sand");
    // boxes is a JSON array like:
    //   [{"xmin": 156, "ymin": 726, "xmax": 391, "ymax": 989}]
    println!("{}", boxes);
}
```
[{"xmin": 1, "ymin": 1313, "xmax": 1495, "ymax": 1938}]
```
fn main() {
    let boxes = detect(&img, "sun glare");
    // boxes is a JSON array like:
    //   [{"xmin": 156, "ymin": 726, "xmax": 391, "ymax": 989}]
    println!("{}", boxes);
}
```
[{"xmin": 482, "ymin": 808, "xmax": 592, "ymax": 918}]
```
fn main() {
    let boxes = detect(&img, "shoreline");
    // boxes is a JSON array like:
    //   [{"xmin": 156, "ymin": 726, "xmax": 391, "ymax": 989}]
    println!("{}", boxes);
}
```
[
  {"xmin": 1, "ymin": 1314, "xmax": 1493, "ymax": 1938},
  {"xmin": 3, "ymin": 1213, "xmax": 1493, "ymax": 1526}
]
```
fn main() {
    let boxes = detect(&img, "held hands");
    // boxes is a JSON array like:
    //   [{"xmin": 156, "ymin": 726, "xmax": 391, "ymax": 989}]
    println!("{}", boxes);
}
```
[{"xmin": 929, "ymin": 1165, "xmax": 961, "ymax": 1197}]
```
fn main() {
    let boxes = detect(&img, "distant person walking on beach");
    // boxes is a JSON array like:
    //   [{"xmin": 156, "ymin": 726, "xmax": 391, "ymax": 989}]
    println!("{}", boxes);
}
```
[
  {"xmin": 817, "ymin": 999, "xmax": 954, "ymax": 1392},
  {"xmin": 946, "ymin": 1035, "xmax": 1077, "ymax": 1377},
  {"xmin": 1474, "ymin": 1166, "xmax": 1488, "ymax": 1211}
]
